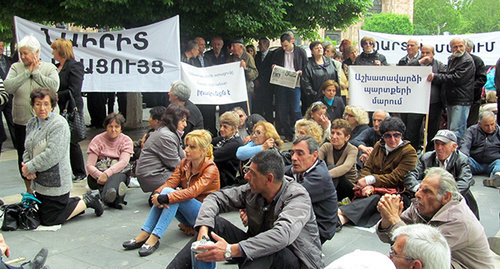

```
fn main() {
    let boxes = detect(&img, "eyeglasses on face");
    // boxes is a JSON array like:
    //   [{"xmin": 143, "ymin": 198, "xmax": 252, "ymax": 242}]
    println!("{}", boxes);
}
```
[
  {"xmin": 382, "ymin": 132, "xmax": 403, "ymax": 139},
  {"xmin": 252, "ymin": 130, "xmax": 264, "ymax": 136},
  {"xmin": 389, "ymin": 245, "xmax": 415, "ymax": 261},
  {"xmin": 344, "ymin": 113, "xmax": 355, "ymax": 118},
  {"xmin": 362, "ymin": 41, "xmax": 374, "ymax": 46}
]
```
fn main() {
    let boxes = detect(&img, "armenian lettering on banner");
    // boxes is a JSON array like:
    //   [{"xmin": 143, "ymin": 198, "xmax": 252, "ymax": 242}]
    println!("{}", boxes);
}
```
[
  {"xmin": 14, "ymin": 16, "xmax": 180, "ymax": 92},
  {"xmin": 359, "ymin": 30, "xmax": 500, "ymax": 65},
  {"xmin": 349, "ymin": 66, "xmax": 432, "ymax": 114},
  {"xmin": 180, "ymin": 62, "xmax": 248, "ymax": 105}
]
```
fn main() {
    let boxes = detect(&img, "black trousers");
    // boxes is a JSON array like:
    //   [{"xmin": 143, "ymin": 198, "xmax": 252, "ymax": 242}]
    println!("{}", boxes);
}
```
[
  {"xmin": 167, "ymin": 216, "xmax": 301, "ymax": 269},
  {"xmin": 426, "ymin": 102, "xmax": 446, "ymax": 152},
  {"xmin": 14, "ymin": 124, "xmax": 26, "ymax": 180},
  {"xmin": 88, "ymin": 173, "xmax": 128, "ymax": 206},
  {"xmin": 69, "ymin": 141, "xmax": 86, "ymax": 177}
]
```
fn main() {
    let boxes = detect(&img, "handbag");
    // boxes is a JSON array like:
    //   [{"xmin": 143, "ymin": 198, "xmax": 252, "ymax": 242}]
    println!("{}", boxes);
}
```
[
  {"xmin": 353, "ymin": 186, "xmax": 406, "ymax": 199},
  {"xmin": 61, "ymin": 91, "xmax": 87, "ymax": 143},
  {"xmin": 0, "ymin": 194, "xmax": 41, "ymax": 231},
  {"xmin": 1, "ymin": 203, "xmax": 23, "ymax": 231},
  {"xmin": 18, "ymin": 203, "xmax": 40, "ymax": 230}
]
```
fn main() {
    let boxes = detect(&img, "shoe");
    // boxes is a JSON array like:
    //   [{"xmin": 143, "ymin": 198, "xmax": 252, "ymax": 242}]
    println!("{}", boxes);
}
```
[
  {"xmin": 123, "ymin": 238, "xmax": 147, "ymax": 250},
  {"xmin": 489, "ymin": 236, "xmax": 500, "ymax": 255},
  {"xmin": 178, "ymin": 223, "xmax": 196, "ymax": 236},
  {"xmin": 470, "ymin": 178, "xmax": 476, "ymax": 186},
  {"xmin": 82, "ymin": 190, "xmax": 104, "ymax": 217},
  {"xmin": 0, "ymin": 199, "xmax": 3, "ymax": 206},
  {"xmin": 483, "ymin": 174, "xmax": 500, "ymax": 188},
  {"xmin": 73, "ymin": 174, "xmax": 87, "ymax": 182},
  {"xmin": 102, "ymin": 188, "xmax": 117, "ymax": 203},
  {"xmin": 138, "ymin": 241, "xmax": 160, "ymax": 257},
  {"xmin": 128, "ymin": 177, "xmax": 140, "ymax": 188},
  {"xmin": 20, "ymin": 247, "xmax": 48, "ymax": 269},
  {"xmin": 118, "ymin": 182, "xmax": 128, "ymax": 197},
  {"xmin": 335, "ymin": 220, "xmax": 343, "ymax": 233}
]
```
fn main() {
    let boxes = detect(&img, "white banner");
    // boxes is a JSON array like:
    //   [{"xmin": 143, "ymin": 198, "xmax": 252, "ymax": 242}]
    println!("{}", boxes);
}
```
[
  {"xmin": 359, "ymin": 30, "xmax": 500, "ymax": 65},
  {"xmin": 180, "ymin": 62, "xmax": 248, "ymax": 105},
  {"xmin": 348, "ymin": 66, "xmax": 432, "ymax": 114},
  {"xmin": 14, "ymin": 16, "xmax": 180, "ymax": 92}
]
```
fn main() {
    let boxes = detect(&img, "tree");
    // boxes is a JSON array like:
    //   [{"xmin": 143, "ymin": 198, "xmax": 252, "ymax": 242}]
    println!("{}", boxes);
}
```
[
  {"xmin": 362, "ymin": 13, "xmax": 414, "ymax": 35},
  {"xmin": 0, "ymin": 0, "xmax": 372, "ymax": 41},
  {"xmin": 461, "ymin": 0, "xmax": 500, "ymax": 33},
  {"xmin": 414, "ymin": 0, "xmax": 465, "ymax": 35}
]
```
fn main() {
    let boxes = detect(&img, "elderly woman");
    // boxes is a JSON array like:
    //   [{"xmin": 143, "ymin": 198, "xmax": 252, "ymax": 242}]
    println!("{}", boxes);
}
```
[
  {"xmin": 86, "ymin": 113, "xmax": 134, "ymax": 209},
  {"xmin": 344, "ymin": 105, "xmax": 370, "ymax": 141},
  {"xmin": 212, "ymin": 111, "xmax": 243, "ymax": 187},
  {"xmin": 319, "ymin": 119, "xmax": 358, "ymax": 201},
  {"xmin": 50, "ymin": 38, "xmax": 86, "ymax": 182},
  {"xmin": 295, "ymin": 119, "xmax": 324, "ymax": 145},
  {"xmin": 301, "ymin": 41, "xmax": 341, "ymax": 113},
  {"xmin": 22, "ymin": 88, "xmax": 103, "ymax": 226},
  {"xmin": 337, "ymin": 117, "xmax": 417, "ymax": 228},
  {"xmin": 236, "ymin": 121, "xmax": 283, "ymax": 161},
  {"xmin": 168, "ymin": 80, "xmax": 203, "ymax": 139},
  {"xmin": 4, "ymin": 35, "xmax": 59, "ymax": 193},
  {"xmin": 136, "ymin": 104, "xmax": 189, "ymax": 193},
  {"xmin": 123, "ymin": 130, "xmax": 219, "ymax": 257},
  {"xmin": 343, "ymin": 44, "xmax": 358, "ymax": 67},
  {"xmin": 354, "ymin": 36, "xmax": 388, "ymax": 66}
]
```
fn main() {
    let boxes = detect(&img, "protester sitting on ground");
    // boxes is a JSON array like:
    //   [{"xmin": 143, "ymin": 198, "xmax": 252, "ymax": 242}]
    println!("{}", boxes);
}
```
[
  {"xmin": 350, "ymin": 110, "xmax": 389, "ymax": 162},
  {"xmin": 377, "ymin": 167, "xmax": 494, "ymax": 268},
  {"xmin": 338, "ymin": 117, "xmax": 417, "ymax": 228},
  {"xmin": 303, "ymin": 102, "xmax": 331, "ymax": 143},
  {"xmin": 135, "ymin": 104, "xmax": 189, "ymax": 193},
  {"xmin": 459, "ymin": 111, "xmax": 500, "ymax": 188},
  {"xmin": 22, "ymin": 88, "xmax": 103, "ymax": 226},
  {"xmin": 319, "ymin": 80, "xmax": 345, "ymax": 123},
  {"xmin": 123, "ymin": 130, "xmax": 220, "ymax": 257},
  {"xmin": 130, "ymin": 106, "xmax": 166, "ymax": 165},
  {"xmin": 1, "ymin": 234, "xmax": 50, "ymax": 269},
  {"xmin": 480, "ymin": 91, "xmax": 498, "ymax": 114},
  {"xmin": 232, "ymin": 107, "xmax": 265, "ymax": 144},
  {"xmin": 4, "ymin": 35, "xmax": 59, "ymax": 194},
  {"xmin": 236, "ymin": 121, "xmax": 282, "ymax": 161},
  {"xmin": 343, "ymin": 105, "xmax": 369, "ymax": 141},
  {"xmin": 86, "ymin": 113, "xmax": 133, "ymax": 209},
  {"xmin": 405, "ymin": 129, "xmax": 479, "ymax": 219},
  {"xmin": 319, "ymin": 119, "xmax": 358, "ymax": 201},
  {"xmin": 295, "ymin": 119, "xmax": 324, "ymax": 144},
  {"xmin": 168, "ymin": 80, "xmax": 203, "ymax": 140},
  {"xmin": 326, "ymin": 250, "xmax": 395, "ymax": 269},
  {"xmin": 286, "ymin": 136, "xmax": 338, "ymax": 243},
  {"xmin": 212, "ymin": 111, "xmax": 243, "ymax": 187},
  {"xmin": 354, "ymin": 36, "xmax": 388, "ymax": 66},
  {"xmin": 166, "ymin": 150, "xmax": 323, "ymax": 269}
]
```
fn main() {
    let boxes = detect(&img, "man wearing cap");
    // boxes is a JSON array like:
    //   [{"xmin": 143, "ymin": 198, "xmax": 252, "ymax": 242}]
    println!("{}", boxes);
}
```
[
  {"xmin": 460, "ymin": 110, "xmax": 500, "ymax": 188},
  {"xmin": 405, "ymin": 129, "xmax": 479, "ymax": 218}
]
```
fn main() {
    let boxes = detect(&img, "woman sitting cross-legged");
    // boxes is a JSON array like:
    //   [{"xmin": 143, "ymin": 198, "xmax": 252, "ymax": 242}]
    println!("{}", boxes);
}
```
[{"xmin": 122, "ymin": 129, "xmax": 220, "ymax": 257}]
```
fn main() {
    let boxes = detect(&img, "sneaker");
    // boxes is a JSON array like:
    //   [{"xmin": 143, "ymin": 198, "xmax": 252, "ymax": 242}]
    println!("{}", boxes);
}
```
[
  {"xmin": 128, "ymin": 177, "xmax": 140, "ymax": 188},
  {"xmin": 118, "ymin": 182, "xmax": 128, "ymax": 197},
  {"xmin": 73, "ymin": 174, "xmax": 87, "ymax": 182}
]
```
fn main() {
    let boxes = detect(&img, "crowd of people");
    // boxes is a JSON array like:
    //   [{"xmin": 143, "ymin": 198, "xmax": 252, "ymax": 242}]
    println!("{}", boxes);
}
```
[{"xmin": 0, "ymin": 31, "xmax": 499, "ymax": 268}]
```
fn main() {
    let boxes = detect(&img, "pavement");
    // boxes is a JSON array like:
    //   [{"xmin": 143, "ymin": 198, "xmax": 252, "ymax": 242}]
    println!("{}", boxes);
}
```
[{"xmin": 1, "ymin": 109, "xmax": 499, "ymax": 268}]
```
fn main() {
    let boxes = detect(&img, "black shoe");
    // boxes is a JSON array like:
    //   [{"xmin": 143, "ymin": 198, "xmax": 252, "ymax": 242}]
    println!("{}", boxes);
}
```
[
  {"xmin": 83, "ymin": 190, "xmax": 104, "ymax": 217},
  {"xmin": 21, "ymin": 247, "xmax": 48, "ymax": 269},
  {"xmin": 102, "ymin": 188, "xmax": 117, "ymax": 203},
  {"xmin": 138, "ymin": 241, "xmax": 160, "ymax": 257},
  {"xmin": 0, "ymin": 199, "xmax": 4, "ymax": 206},
  {"xmin": 123, "ymin": 238, "xmax": 147, "ymax": 250}
]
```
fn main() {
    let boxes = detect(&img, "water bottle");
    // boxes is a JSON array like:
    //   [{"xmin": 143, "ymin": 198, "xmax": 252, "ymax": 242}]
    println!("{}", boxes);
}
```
[{"xmin": 191, "ymin": 237, "xmax": 216, "ymax": 269}]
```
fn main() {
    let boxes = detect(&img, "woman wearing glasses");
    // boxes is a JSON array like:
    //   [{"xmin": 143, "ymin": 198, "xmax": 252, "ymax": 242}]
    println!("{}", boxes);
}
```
[
  {"xmin": 343, "ymin": 105, "xmax": 369, "ymax": 141},
  {"xmin": 354, "ymin": 36, "xmax": 388, "ymax": 66},
  {"xmin": 337, "ymin": 117, "xmax": 417, "ymax": 228},
  {"xmin": 236, "ymin": 121, "xmax": 283, "ymax": 161}
]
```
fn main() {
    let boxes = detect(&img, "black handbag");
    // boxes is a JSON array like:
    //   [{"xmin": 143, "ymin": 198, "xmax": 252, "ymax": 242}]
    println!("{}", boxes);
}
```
[
  {"xmin": 61, "ymin": 91, "xmax": 87, "ymax": 143},
  {"xmin": 18, "ymin": 203, "xmax": 40, "ymax": 230},
  {"xmin": 1, "ymin": 203, "xmax": 23, "ymax": 231}
]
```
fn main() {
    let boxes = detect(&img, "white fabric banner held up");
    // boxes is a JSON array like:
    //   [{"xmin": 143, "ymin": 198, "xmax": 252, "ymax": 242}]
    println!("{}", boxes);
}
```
[
  {"xmin": 180, "ymin": 62, "xmax": 248, "ymax": 105},
  {"xmin": 14, "ymin": 16, "xmax": 180, "ymax": 92},
  {"xmin": 348, "ymin": 66, "xmax": 432, "ymax": 114},
  {"xmin": 359, "ymin": 30, "xmax": 500, "ymax": 65}
]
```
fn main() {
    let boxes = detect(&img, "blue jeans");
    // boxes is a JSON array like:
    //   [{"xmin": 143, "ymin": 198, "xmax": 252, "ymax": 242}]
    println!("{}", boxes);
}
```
[
  {"xmin": 276, "ymin": 86, "xmax": 302, "ymax": 138},
  {"xmin": 469, "ymin": 157, "xmax": 500, "ymax": 177},
  {"xmin": 447, "ymin": 105, "xmax": 470, "ymax": 143},
  {"xmin": 141, "ymin": 187, "xmax": 202, "ymax": 238}
]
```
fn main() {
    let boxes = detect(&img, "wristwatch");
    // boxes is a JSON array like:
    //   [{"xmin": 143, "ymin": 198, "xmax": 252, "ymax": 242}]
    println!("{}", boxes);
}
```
[{"xmin": 224, "ymin": 244, "xmax": 232, "ymax": 260}]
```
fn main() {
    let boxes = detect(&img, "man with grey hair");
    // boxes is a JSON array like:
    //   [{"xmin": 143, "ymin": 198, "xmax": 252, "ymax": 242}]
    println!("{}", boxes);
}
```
[
  {"xmin": 390, "ymin": 224, "xmax": 450, "ymax": 269},
  {"xmin": 377, "ymin": 167, "xmax": 494, "ymax": 268},
  {"xmin": 168, "ymin": 80, "xmax": 203, "ymax": 138},
  {"xmin": 464, "ymin": 38, "xmax": 487, "ymax": 127},
  {"xmin": 350, "ymin": 110, "xmax": 389, "ymax": 164},
  {"xmin": 181, "ymin": 40, "xmax": 200, "ymax": 67},
  {"xmin": 460, "ymin": 110, "xmax": 500, "ymax": 188},
  {"xmin": 427, "ymin": 37, "xmax": 475, "ymax": 144},
  {"xmin": 205, "ymin": 36, "xmax": 226, "ymax": 65}
]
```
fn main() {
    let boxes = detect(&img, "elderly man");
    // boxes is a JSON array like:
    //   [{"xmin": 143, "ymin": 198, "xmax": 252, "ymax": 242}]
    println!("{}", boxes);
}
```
[
  {"xmin": 272, "ymin": 33, "xmax": 308, "ymax": 141},
  {"xmin": 168, "ymin": 80, "xmax": 203, "ymax": 138},
  {"xmin": 205, "ymin": 36, "xmax": 226, "ymax": 65},
  {"xmin": 397, "ymin": 39, "xmax": 420, "ymax": 66},
  {"xmin": 350, "ymin": 110, "xmax": 389, "ymax": 164},
  {"xmin": 405, "ymin": 129, "xmax": 478, "ymax": 218},
  {"xmin": 460, "ymin": 111, "xmax": 500, "ymax": 188},
  {"xmin": 193, "ymin": 37, "xmax": 211, "ymax": 67},
  {"xmin": 390, "ymin": 224, "xmax": 450, "ymax": 269},
  {"xmin": 212, "ymin": 111, "xmax": 243, "ymax": 187},
  {"xmin": 167, "ymin": 150, "xmax": 323, "ymax": 269},
  {"xmin": 465, "ymin": 38, "xmax": 487, "ymax": 127},
  {"xmin": 377, "ymin": 167, "xmax": 494, "ymax": 269},
  {"xmin": 428, "ymin": 37, "xmax": 476, "ymax": 143},
  {"xmin": 287, "ymin": 136, "xmax": 338, "ymax": 243},
  {"xmin": 254, "ymin": 38, "xmax": 275, "ymax": 122},
  {"xmin": 232, "ymin": 106, "xmax": 265, "ymax": 144}
]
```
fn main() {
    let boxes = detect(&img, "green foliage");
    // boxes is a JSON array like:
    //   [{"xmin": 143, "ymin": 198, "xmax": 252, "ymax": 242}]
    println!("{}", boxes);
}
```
[{"xmin": 362, "ymin": 13, "xmax": 414, "ymax": 35}]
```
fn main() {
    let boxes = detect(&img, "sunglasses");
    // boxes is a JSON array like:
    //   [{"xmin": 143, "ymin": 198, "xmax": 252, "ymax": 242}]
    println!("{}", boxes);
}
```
[
  {"xmin": 362, "ymin": 41, "xmax": 374, "ymax": 46},
  {"xmin": 382, "ymin": 132, "xmax": 403, "ymax": 139}
]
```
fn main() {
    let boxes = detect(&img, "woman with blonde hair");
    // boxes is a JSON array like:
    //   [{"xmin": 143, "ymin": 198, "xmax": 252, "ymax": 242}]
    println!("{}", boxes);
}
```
[
  {"xmin": 295, "ymin": 119, "xmax": 324, "ymax": 144},
  {"xmin": 236, "ymin": 121, "xmax": 283, "ymax": 161},
  {"xmin": 123, "ymin": 129, "xmax": 220, "ymax": 257},
  {"xmin": 344, "ymin": 105, "xmax": 369, "ymax": 140}
]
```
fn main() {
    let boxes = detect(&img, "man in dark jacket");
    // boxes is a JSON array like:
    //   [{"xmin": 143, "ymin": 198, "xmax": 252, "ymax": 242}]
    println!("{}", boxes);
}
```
[
  {"xmin": 254, "ymin": 38, "xmax": 275, "ymax": 122},
  {"xmin": 465, "ymin": 38, "xmax": 487, "ymax": 127},
  {"xmin": 286, "ymin": 136, "xmax": 338, "ymax": 243},
  {"xmin": 459, "ymin": 111, "xmax": 500, "ymax": 188},
  {"xmin": 0, "ymin": 39, "xmax": 16, "ymax": 150},
  {"xmin": 428, "ymin": 37, "xmax": 476, "ymax": 143}
]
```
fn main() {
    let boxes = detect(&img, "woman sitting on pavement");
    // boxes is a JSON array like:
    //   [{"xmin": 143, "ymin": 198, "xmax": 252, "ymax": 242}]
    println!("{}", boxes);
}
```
[
  {"xmin": 135, "ymin": 104, "xmax": 189, "ymax": 193},
  {"xmin": 319, "ymin": 80, "xmax": 345, "ymax": 123},
  {"xmin": 236, "ymin": 121, "xmax": 283, "ymax": 161},
  {"xmin": 122, "ymin": 130, "xmax": 220, "ymax": 257},
  {"xmin": 337, "ymin": 117, "xmax": 417, "ymax": 228},
  {"xmin": 86, "ymin": 113, "xmax": 133, "ymax": 209},
  {"xmin": 319, "ymin": 119, "xmax": 358, "ymax": 201},
  {"xmin": 302, "ymin": 102, "xmax": 331, "ymax": 143},
  {"xmin": 295, "ymin": 119, "xmax": 324, "ymax": 145},
  {"xmin": 343, "ymin": 105, "xmax": 369, "ymax": 141},
  {"xmin": 22, "ymin": 88, "xmax": 103, "ymax": 226}
]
